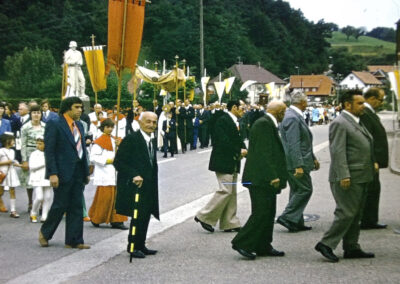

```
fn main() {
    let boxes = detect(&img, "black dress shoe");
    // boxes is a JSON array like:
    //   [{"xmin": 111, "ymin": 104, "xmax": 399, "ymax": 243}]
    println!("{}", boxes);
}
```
[
  {"xmin": 143, "ymin": 246, "xmax": 157, "ymax": 255},
  {"xmin": 91, "ymin": 221, "xmax": 100, "ymax": 228},
  {"xmin": 130, "ymin": 250, "xmax": 146, "ymax": 259},
  {"xmin": 194, "ymin": 217, "xmax": 214, "ymax": 233},
  {"xmin": 232, "ymin": 245, "xmax": 256, "ymax": 260},
  {"xmin": 276, "ymin": 217, "xmax": 298, "ymax": 232},
  {"xmin": 223, "ymin": 227, "xmax": 241, "ymax": 232},
  {"xmin": 315, "ymin": 242, "xmax": 339, "ymax": 262},
  {"xmin": 360, "ymin": 223, "xmax": 387, "ymax": 230},
  {"xmin": 111, "ymin": 222, "xmax": 128, "ymax": 230},
  {"xmin": 344, "ymin": 249, "xmax": 375, "ymax": 259},
  {"xmin": 258, "ymin": 248, "xmax": 285, "ymax": 257},
  {"xmin": 163, "ymin": 155, "xmax": 168, "ymax": 158},
  {"xmin": 297, "ymin": 225, "xmax": 312, "ymax": 231}
]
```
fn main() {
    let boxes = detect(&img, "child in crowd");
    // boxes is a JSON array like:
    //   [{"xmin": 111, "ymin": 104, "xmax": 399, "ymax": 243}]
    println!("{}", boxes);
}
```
[
  {"xmin": 88, "ymin": 118, "xmax": 127, "ymax": 229},
  {"xmin": 29, "ymin": 136, "xmax": 51, "ymax": 223},
  {"xmin": 0, "ymin": 132, "xmax": 21, "ymax": 218}
]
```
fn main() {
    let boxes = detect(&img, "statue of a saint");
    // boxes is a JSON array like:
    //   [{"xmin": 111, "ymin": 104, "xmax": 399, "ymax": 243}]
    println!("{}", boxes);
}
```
[{"xmin": 64, "ymin": 41, "xmax": 87, "ymax": 98}]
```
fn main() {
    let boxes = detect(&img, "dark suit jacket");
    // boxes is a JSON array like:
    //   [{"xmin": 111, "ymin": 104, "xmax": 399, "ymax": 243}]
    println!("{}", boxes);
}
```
[
  {"xmin": 114, "ymin": 131, "xmax": 159, "ymax": 219},
  {"xmin": 208, "ymin": 109, "xmax": 224, "ymax": 139},
  {"xmin": 360, "ymin": 107, "xmax": 389, "ymax": 168},
  {"xmin": 242, "ymin": 115, "xmax": 287, "ymax": 191},
  {"xmin": 184, "ymin": 106, "xmax": 195, "ymax": 129},
  {"xmin": 41, "ymin": 111, "xmax": 58, "ymax": 123},
  {"xmin": 44, "ymin": 116, "xmax": 89, "ymax": 184},
  {"xmin": 280, "ymin": 107, "xmax": 315, "ymax": 172},
  {"xmin": 209, "ymin": 112, "xmax": 245, "ymax": 174},
  {"xmin": 198, "ymin": 109, "xmax": 210, "ymax": 128},
  {"xmin": 162, "ymin": 119, "xmax": 176, "ymax": 138},
  {"xmin": 176, "ymin": 107, "xmax": 186, "ymax": 131}
]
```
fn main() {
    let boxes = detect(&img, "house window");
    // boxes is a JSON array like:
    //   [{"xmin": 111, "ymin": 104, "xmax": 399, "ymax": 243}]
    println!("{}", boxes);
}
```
[
  {"xmin": 350, "ymin": 76, "xmax": 353, "ymax": 80},
  {"xmin": 312, "ymin": 88, "xmax": 316, "ymax": 92},
  {"xmin": 305, "ymin": 88, "xmax": 309, "ymax": 91}
]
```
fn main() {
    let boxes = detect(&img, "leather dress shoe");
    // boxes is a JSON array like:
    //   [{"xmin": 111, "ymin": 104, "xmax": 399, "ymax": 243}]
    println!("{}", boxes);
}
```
[
  {"xmin": 343, "ymin": 249, "xmax": 375, "ymax": 259},
  {"xmin": 130, "ymin": 250, "xmax": 146, "ymax": 259},
  {"xmin": 315, "ymin": 242, "xmax": 339, "ymax": 262},
  {"xmin": 65, "ymin": 244, "xmax": 91, "ymax": 249},
  {"xmin": 39, "ymin": 231, "xmax": 49, "ymax": 247},
  {"xmin": 91, "ymin": 221, "xmax": 100, "ymax": 228},
  {"xmin": 276, "ymin": 217, "xmax": 298, "ymax": 232},
  {"xmin": 232, "ymin": 245, "xmax": 256, "ymax": 260},
  {"xmin": 258, "ymin": 248, "xmax": 285, "ymax": 257},
  {"xmin": 143, "ymin": 246, "xmax": 158, "ymax": 255},
  {"xmin": 297, "ymin": 225, "xmax": 312, "ymax": 231},
  {"xmin": 224, "ymin": 227, "xmax": 241, "ymax": 232},
  {"xmin": 194, "ymin": 217, "xmax": 214, "ymax": 233},
  {"xmin": 111, "ymin": 222, "xmax": 128, "ymax": 230},
  {"xmin": 360, "ymin": 223, "xmax": 387, "ymax": 230}
]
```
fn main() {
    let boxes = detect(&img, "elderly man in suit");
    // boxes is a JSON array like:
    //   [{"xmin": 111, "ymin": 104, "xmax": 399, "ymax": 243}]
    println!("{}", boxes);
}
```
[
  {"xmin": 277, "ymin": 92, "xmax": 320, "ymax": 232},
  {"xmin": 315, "ymin": 89, "xmax": 377, "ymax": 262},
  {"xmin": 194, "ymin": 101, "xmax": 247, "ymax": 233},
  {"xmin": 231, "ymin": 101, "xmax": 288, "ymax": 260},
  {"xmin": 39, "ymin": 97, "xmax": 90, "ymax": 249},
  {"xmin": 114, "ymin": 111, "xmax": 159, "ymax": 259},
  {"xmin": 360, "ymin": 88, "xmax": 388, "ymax": 229}
]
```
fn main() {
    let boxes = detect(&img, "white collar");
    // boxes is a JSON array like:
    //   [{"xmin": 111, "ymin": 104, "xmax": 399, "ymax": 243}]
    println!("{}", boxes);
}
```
[
  {"xmin": 290, "ymin": 105, "xmax": 303, "ymax": 117},
  {"xmin": 364, "ymin": 102, "xmax": 375, "ymax": 113},
  {"xmin": 227, "ymin": 111, "xmax": 238, "ymax": 125},
  {"xmin": 343, "ymin": 110, "xmax": 360, "ymax": 124},
  {"xmin": 140, "ymin": 129, "xmax": 154, "ymax": 143},
  {"xmin": 266, "ymin": 113, "xmax": 278, "ymax": 128}
]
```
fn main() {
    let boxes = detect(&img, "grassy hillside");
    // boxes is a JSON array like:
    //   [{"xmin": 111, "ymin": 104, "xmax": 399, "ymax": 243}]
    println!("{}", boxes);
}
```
[{"xmin": 327, "ymin": 31, "xmax": 395, "ymax": 57}]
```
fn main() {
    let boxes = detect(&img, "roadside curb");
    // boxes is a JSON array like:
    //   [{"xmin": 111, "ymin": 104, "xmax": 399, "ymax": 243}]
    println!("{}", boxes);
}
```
[{"xmin": 390, "ymin": 131, "xmax": 400, "ymax": 175}]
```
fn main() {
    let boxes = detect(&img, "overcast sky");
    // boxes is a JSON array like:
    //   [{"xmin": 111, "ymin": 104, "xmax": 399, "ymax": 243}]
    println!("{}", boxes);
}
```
[{"xmin": 285, "ymin": 0, "xmax": 400, "ymax": 31}]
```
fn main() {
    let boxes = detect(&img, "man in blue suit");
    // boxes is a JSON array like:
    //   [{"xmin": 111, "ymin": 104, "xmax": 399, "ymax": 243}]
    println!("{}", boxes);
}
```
[
  {"xmin": 39, "ymin": 97, "xmax": 90, "ymax": 249},
  {"xmin": 277, "ymin": 92, "xmax": 320, "ymax": 232}
]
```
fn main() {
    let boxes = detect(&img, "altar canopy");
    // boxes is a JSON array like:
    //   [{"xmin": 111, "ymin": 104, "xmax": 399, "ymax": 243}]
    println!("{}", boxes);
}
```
[
  {"xmin": 134, "ymin": 65, "xmax": 186, "ymax": 92},
  {"xmin": 107, "ymin": 0, "xmax": 146, "ymax": 73}
]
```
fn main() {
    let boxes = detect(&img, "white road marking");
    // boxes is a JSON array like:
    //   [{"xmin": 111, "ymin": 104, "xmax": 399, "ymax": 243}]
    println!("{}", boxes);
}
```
[
  {"xmin": 8, "ymin": 140, "xmax": 329, "ymax": 284},
  {"xmin": 157, "ymin": 158, "xmax": 176, "ymax": 164}
]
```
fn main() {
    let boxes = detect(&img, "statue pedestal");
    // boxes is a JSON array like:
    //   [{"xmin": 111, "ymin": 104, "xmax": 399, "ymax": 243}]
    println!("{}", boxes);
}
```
[{"xmin": 81, "ymin": 96, "xmax": 91, "ymax": 115}]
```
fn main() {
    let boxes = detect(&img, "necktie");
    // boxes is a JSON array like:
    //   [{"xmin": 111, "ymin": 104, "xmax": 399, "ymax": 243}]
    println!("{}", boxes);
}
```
[
  {"xmin": 148, "ymin": 140, "xmax": 153, "ymax": 165},
  {"xmin": 73, "ymin": 122, "xmax": 83, "ymax": 159}
]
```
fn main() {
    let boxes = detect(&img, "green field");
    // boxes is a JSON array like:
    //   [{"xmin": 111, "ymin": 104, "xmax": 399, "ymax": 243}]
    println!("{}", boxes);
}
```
[{"xmin": 327, "ymin": 31, "xmax": 395, "ymax": 56}]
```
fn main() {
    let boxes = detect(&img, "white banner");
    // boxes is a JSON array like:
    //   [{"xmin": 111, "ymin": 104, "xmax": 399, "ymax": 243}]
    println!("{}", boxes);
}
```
[
  {"xmin": 201, "ymin": 76, "xmax": 210, "ymax": 102},
  {"xmin": 224, "ymin": 77, "xmax": 235, "ymax": 94},
  {"xmin": 240, "ymin": 80, "xmax": 257, "ymax": 91},
  {"xmin": 214, "ymin": 81, "xmax": 225, "ymax": 103}
]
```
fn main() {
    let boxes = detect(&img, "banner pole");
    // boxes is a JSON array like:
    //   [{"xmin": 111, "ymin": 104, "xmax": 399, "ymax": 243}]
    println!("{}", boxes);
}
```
[
  {"xmin": 116, "ymin": 0, "xmax": 129, "ymax": 140},
  {"xmin": 91, "ymin": 34, "xmax": 98, "ymax": 105}
]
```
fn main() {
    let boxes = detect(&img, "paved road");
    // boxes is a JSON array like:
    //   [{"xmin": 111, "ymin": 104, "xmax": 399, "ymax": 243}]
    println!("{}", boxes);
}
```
[{"xmin": 2, "ymin": 120, "xmax": 400, "ymax": 283}]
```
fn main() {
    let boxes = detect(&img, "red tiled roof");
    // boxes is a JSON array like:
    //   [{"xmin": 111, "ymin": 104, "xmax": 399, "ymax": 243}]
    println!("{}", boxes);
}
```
[
  {"xmin": 289, "ymin": 75, "xmax": 335, "ymax": 96},
  {"xmin": 367, "ymin": 65, "xmax": 396, "ymax": 73},
  {"xmin": 352, "ymin": 71, "xmax": 383, "ymax": 85}
]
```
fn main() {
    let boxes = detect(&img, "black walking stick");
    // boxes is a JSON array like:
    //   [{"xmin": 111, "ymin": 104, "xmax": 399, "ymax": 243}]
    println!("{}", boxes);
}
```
[{"xmin": 129, "ymin": 189, "xmax": 140, "ymax": 263}]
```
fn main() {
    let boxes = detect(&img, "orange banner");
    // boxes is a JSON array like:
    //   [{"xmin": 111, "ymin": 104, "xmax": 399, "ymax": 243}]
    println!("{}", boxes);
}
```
[{"xmin": 107, "ymin": 0, "xmax": 146, "ymax": 73}]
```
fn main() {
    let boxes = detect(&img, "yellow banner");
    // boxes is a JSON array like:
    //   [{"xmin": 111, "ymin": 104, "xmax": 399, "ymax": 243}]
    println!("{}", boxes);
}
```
[
  {"xmin": 83, "ymin": 47, "xmax": 107, "ymax": 92},
  {"xmin": 394, "ymin": 70, "xmax": 400, "ymax": 100}
]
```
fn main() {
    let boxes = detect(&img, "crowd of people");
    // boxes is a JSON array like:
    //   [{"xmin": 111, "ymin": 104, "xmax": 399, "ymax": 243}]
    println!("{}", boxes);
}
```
[{"xmin": 0, "ymin": 87, "xmax": 389, "ymax": 262}]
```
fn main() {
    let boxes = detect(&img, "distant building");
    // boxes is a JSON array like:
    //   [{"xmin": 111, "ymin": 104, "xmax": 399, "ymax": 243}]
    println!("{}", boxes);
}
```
[
  {"xmin": 289, "ymin": 75, "xmax": 336, "ymax": 104},
  {"xmin": 209, "ymin": 64, "xmax": 286, "ymax": 105},
  {"xmin": 340, "ymin": 71, "xmax": 383, "ymax": 91},
  {"xmin": 367, "ymin": 65, "xmax": 396, "ymax": 83}
]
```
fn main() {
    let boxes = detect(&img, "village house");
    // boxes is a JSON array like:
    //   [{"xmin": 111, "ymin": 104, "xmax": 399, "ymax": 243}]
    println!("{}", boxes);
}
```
[{"xmin": 289, "ymin": 75, "xmax": 336, "ymax": 104}]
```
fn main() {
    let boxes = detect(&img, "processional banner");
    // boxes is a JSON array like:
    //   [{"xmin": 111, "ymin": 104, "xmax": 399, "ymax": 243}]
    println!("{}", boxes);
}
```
[{"xmin": 83, "ymin": 46, "xmax": 107, "ymax": 92}]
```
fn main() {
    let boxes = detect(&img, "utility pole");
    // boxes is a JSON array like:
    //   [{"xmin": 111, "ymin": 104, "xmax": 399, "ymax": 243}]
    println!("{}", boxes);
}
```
[{"xmin": 200, "ymin": 0, "xmax": 204, "ymax": 76}]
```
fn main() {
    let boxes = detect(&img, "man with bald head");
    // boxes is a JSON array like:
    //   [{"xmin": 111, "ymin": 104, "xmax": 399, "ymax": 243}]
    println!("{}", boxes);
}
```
[
  {"xmin": 114, "ymin": 112, "xmax": 160, "ymax": 260},
  {"xmin": 88, "ymin": 104, "xmax": 107, "ymax": 122},
  {"xmin": 232, "ymin": 101, "xmax": 288, "ymax": 260}
]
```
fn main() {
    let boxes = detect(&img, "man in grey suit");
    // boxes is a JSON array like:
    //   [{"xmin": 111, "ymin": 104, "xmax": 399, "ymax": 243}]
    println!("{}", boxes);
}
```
[
  {"xmin": 277, "ymin": 92, "xmax": 319, "ymax": 232},
  {"xmin": 315, "ymin": 89, "xmax": 378, "ymax": 262}
]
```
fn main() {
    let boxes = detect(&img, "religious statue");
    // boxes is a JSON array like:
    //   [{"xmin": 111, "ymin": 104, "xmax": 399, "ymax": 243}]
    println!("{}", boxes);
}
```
[{"xmin": 64, "ymin": 41, "xmax": 87, "ymax": 98}]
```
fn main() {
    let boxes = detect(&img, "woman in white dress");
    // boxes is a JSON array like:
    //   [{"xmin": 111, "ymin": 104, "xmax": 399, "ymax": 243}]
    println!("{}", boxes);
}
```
[{"xmin": 0, "ymin": 132, "xmax": 21, "ymax": 217}]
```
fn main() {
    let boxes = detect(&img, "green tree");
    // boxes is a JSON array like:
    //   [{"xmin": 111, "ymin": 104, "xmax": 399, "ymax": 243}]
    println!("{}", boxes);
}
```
[
  {"xmin": 3, "ymin": 47, "xmax": 60, "ymax": 98},
  {"xmin": 342, "ymin": 26, "xmax": 355, "ymax": 40}
]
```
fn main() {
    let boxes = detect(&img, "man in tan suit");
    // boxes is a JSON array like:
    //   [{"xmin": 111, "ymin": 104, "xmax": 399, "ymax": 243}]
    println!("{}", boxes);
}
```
[{"xmin": 194, "ymin": 101, "xmax": 246, "ymax": 233}]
